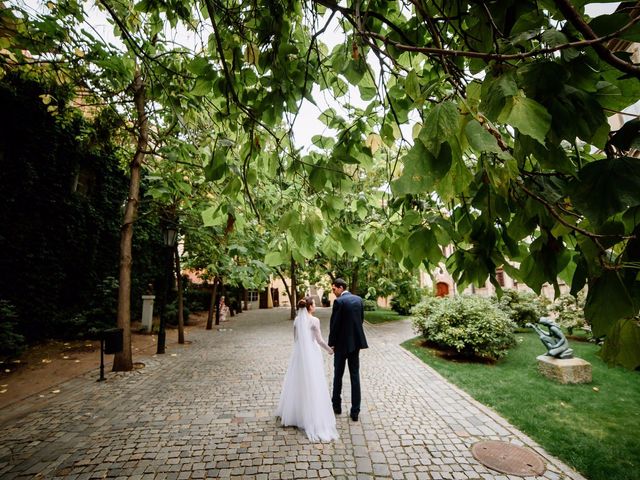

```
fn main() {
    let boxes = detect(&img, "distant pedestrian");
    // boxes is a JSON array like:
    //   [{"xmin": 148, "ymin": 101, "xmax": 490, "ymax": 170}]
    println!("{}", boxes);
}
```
[{"xmin": 219, "ymin": 296, "xmax": 230, "ymax": 322}]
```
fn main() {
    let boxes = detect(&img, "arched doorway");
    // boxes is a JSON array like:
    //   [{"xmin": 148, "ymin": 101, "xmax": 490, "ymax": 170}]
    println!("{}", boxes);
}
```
[{"xmin": 436, "ymin": 282, "xmax": 449, "ymax": 297}]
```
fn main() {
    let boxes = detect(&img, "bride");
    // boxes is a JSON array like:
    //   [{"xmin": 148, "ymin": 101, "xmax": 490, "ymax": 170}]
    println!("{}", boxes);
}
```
[{"xmin": 275, "ymin": 296, "xmax": 339, "ymax": 442}]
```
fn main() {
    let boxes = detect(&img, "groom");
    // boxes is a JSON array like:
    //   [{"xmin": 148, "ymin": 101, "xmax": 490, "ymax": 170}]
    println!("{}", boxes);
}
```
[{"xmin": 328, "ymin": 278, "xmax": 368, "ymax": 421}]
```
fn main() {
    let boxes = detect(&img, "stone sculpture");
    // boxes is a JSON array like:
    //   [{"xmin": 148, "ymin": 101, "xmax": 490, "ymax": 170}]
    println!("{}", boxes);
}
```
[{"xmin": 526, "ymin": 317, "xmax": 574, "ymax": 359}]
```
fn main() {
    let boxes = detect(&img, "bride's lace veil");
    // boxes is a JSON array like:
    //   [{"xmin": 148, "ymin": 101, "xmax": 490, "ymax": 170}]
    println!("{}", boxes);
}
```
[{"xmin": 293, "ymin": 298, "xmax": 315, "ymax": 353}]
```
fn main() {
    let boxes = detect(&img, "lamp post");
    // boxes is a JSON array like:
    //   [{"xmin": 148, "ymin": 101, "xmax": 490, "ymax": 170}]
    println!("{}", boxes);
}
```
[{"xmin": 157, "ymin": 223, "xmax": 178, "ymax": 354}]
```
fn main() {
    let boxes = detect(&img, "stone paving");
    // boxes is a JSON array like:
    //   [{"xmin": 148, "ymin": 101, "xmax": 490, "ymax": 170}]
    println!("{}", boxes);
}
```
[{"xmin": 0, "ymin": 307, "xmax": 586, "ymax": 480}]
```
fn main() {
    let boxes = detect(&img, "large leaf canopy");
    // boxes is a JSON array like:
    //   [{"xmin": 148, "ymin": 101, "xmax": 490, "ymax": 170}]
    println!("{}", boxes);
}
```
[{"xmin": 3, "ymin": 0, "xmax": 640, "ymax": 367}]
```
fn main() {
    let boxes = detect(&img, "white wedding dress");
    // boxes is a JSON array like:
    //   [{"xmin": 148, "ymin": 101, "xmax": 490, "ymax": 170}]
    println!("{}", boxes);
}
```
[{"xmin": 275, "ymin": 308, "xmax": 339, "ymax": 442}]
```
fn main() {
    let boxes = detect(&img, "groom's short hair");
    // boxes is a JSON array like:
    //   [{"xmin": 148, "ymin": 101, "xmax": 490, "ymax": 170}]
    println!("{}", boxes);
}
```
[{"xmin": 333, "ymin": 278, "xmax": 348, "ymax": 289}]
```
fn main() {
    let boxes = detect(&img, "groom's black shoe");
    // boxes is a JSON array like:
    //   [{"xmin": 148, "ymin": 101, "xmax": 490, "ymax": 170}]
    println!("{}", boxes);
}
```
[
  {"xmin": 350, "ymin": 412, "xmax": 359, "ymax": 422},
  {"xmin": 333, "ymin": 406, "xmax": 342, "ymax": 414}
]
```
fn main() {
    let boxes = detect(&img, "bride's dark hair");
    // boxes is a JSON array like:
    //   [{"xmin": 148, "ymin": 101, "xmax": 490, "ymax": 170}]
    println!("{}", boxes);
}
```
[{"xmin": 296, "ymin": 296, "xmax": 313, "ymax": 310}]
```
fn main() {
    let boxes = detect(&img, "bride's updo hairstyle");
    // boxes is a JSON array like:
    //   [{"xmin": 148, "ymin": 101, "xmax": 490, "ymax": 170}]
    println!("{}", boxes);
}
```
[{"xmin": 296, "ymin": 296, "xmax": 313, "ymax": 311}]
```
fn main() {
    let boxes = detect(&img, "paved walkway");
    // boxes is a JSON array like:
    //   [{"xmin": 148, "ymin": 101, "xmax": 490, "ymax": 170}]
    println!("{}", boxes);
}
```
[{"xmin": 0, "ymin": 308, "xmax": 585, "ymax": 480}]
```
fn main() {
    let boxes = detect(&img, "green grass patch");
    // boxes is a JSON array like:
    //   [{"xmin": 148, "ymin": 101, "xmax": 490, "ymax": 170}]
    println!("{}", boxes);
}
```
[
  {"xmin": 364, "ymin": 309, "xmax": 408, "ymax": 324},
  {"xmin": 403, "ymin": 333, "xmax": 640, "ymax": 480}
]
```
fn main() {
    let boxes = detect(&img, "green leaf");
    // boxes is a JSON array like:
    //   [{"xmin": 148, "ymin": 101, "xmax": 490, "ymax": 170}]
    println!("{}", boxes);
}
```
[
  {"xmin": 306, "ymin": 213, "xmax": 324, "ymax": 235},
  {"xmin": 311, "ymin": 135, "xmax": 336, "ymax": 149},
  {"xmin": 405, "ymin": 69, "xmax": 421, "ymax": 101},
  {"xmin": 517, "ymin": 61, "xmax": 567, "ymax": 97},
  {"xmin": 570, "ymin": 254, "xmax": 588, "ymax": 296},
  {"xmin": 278, "ymin": 210, "xmax": 300, "ymax": 229},
  {"xmin": 309, "ymin": 167, "xmax": 327, "ymax": 191},
  {"xmin": 434, "ymin": 153, "xmax": 472, "ymax": 203},
  {"xmin": 264, "ymin": 251, "xmax": 287, "ymax": 267},
  {"xmin": 541, "ymin": 28, "xmax": 567, "ymax": 47},
  {"xmin": 391, "ymin": 145, "xmax": 431, "ymax": 195},
  {"xmin": 343, "ymin": 58, "xmax": 367, "ymax": 85},
  {"xmin": 504, "ymin": 94, "xmax": 551, "ymax": 144},
  {"xmin": 609, "ymin": 118, "xmax": 640, "ymax": 152},
  {"xmin": 519, "ymin": 253, "xmax": 547, "ymax": 293},
  {"xmin": 192, "ymin": 78, "xmax": 214, "ymax": 96},
  {"xmin": 598, "ymin": 319, "xmax": 640, "ymax": 369},
  {"xmin": 464, "ymin": 119, "xmax": 501, "ymax": 153},
  {"xmin": 408, "ymin": 227, "xmax": 442, "ymax": 265},
  {"xmin": 204, "ymin": 149, "xmax": 227, "ymax": 181},
  {"xmin": 332, "ymin": 227, "xmax": 362, "ymax": 258},
  {"xmin": 201, "ymin": 206, "xmax": 226, "ymax": 227},
  {"xmin": 585, "ymin": 270, "xmax": 637, "ymax": 337},
  {"xmin": 419, "ymin": 101, "xmax": 459, "ymax": 147},
  {"xmin": 319, "ymin": 108, "xmax": 344, "ymax": 128},
  {"xmin": 589, "ymin": 12, "xmax": 640, "ymax": 42},
  {"xmin": 291, "ymin": 225, "xmax": 316, "ymax": 259},
  {"xmin": 363, "ymin": 231, "xmax": 379, "ymax": 256},
  {"xmin": 402, "ymin": 210, "xmax": 422, "ymax": 227},
  {"xmin": 221, "ymin": 177, "xmax": 242, "ymax": 197},
  {"xmin": 187, "ymin": 57, "xmax": 210, "ymax": 76},
  {"xmin": 480, "ymin": 70, "xmax": 518, "ymax": 121},
  {"xmin": 571, "ymin": 157, "xmax": 640, "ymax": 225}
]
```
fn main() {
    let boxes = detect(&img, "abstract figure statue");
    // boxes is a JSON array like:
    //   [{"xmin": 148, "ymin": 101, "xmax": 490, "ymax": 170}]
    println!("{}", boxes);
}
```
[{"xmin": 526, "ymin": 317, "xmax": 574, "ymax": 359}]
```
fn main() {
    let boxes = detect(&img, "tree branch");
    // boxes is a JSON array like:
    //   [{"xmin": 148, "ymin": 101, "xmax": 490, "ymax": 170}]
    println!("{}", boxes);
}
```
[
  {"xmin": 359, "ymin": 22, "xmax": 640, "ymax": 66},
  {"xmin": 554, "ymin": 0, "xmax": 640, "ymax": 79},
  {"xmin": 519, "ymin": 183, "xmax": 635, "ymax": 241}
]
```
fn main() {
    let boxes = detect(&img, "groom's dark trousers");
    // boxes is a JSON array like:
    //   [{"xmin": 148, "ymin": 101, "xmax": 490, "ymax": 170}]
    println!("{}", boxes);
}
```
[{"xmin": 332, "ymin": 350, "xmax": 361, "ymax": 415}]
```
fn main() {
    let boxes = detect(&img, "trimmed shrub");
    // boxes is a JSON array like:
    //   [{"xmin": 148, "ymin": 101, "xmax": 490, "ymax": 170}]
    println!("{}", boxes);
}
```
[
  {"xmin": 411, "ymin": 296, "xmax": 442, "ymax": 337},
  {"xmin": 415, "ymin": 295, "xmax": 516, "ymax": 361},
  {"xmin": 363, "ymin": 299, "xmax": 378, "ymax": 311},
  {"xmin": 493, "ymin": 289, "xmax": 548, "ymax": 328}
]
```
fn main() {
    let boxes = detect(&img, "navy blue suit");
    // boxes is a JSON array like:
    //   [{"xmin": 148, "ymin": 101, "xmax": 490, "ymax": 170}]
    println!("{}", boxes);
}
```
[{"xmin": 328, "ymin": 291, "xmax": 368, "ymax": 416}]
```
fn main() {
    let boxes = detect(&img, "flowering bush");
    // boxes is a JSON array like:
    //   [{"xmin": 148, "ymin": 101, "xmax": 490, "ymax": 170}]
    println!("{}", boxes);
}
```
[
  {"xmin": 414, "ymin": 295, "xmax": 516, "ymax": 361},
  {"xmin": 493, "ymin": 289, "xmax": 549, "ymax": 328},
  {"xmin": 551, "ymin": 292, "xmax": 588, "ymax": 335}
]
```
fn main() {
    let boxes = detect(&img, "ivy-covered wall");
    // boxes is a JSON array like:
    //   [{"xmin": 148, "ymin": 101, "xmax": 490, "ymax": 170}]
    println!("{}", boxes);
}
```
[{"xmin": 0, "ymin": 73, "xmax": 164, "ymax": 349}]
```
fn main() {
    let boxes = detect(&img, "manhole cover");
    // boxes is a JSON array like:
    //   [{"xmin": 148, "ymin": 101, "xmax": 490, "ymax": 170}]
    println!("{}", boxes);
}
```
[{"xmin": 471, "ymin": 440, "xmax": 546, "ymax": 476}]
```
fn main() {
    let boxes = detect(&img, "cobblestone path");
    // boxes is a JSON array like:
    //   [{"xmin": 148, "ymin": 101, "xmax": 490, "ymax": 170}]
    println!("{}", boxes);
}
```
[{"xmin": 0, "ymin": 307, "xmax": 585, "ymax": 480}]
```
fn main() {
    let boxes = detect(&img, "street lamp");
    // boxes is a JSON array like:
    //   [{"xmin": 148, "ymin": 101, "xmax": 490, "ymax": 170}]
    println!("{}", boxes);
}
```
[
  {"xmin": 162, "ymin": 225, "xmax": 178, "ymax": 250},
  {"xmin": 157, "ymin": 222, "xmax": 178, "ymax": 354}
]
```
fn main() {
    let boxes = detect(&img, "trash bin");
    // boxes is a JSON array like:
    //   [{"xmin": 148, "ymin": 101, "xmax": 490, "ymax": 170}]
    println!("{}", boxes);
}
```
[{"xmin": 102, "ymin": 328, "xmax": 124, "ymax": 354}]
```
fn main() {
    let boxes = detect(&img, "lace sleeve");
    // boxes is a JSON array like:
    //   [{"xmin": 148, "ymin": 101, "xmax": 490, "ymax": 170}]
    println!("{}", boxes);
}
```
[{"xmin": 310, "ymin": 317, "xmax": 333, "ymax": 353}]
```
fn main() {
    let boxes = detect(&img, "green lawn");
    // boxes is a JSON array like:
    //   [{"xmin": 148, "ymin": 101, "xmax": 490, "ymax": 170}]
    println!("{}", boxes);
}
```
[
  {"xmin": 364, "ymin": 309, "xmax": 408, "ymax": 324},
  {"xmin": 403, "ymin": 333, "xmax": 640, "ymax": 480}
]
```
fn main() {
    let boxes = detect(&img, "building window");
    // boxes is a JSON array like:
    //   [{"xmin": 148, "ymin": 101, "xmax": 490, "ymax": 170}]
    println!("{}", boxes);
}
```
[
  {"xmin": 248, "ymin": 290, "xmax": 259, "ymax": 302},
  {"xmin": 496, "ymin": 268, "xmax": 505, "ymax": 287}
]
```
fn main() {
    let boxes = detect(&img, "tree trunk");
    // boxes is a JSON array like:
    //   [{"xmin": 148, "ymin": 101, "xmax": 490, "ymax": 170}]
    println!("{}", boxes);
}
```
[
  {"xmin": 275, "ymin": 267, "xmax": 294, "ymax": 320},
  {"xmin": 174, "ymin": 245, "xmax": 185, "ymax": 344},
  {"xmin": 243, "ymin": 288, "xmax": 248, "ymax": 310},
  {"xmin": 206, "ymin": 277, "xmax": 219, "ymax": 330},
  {"xmin": 113, "ymin": 69, "xmax": 147, "ymax": 372}
]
